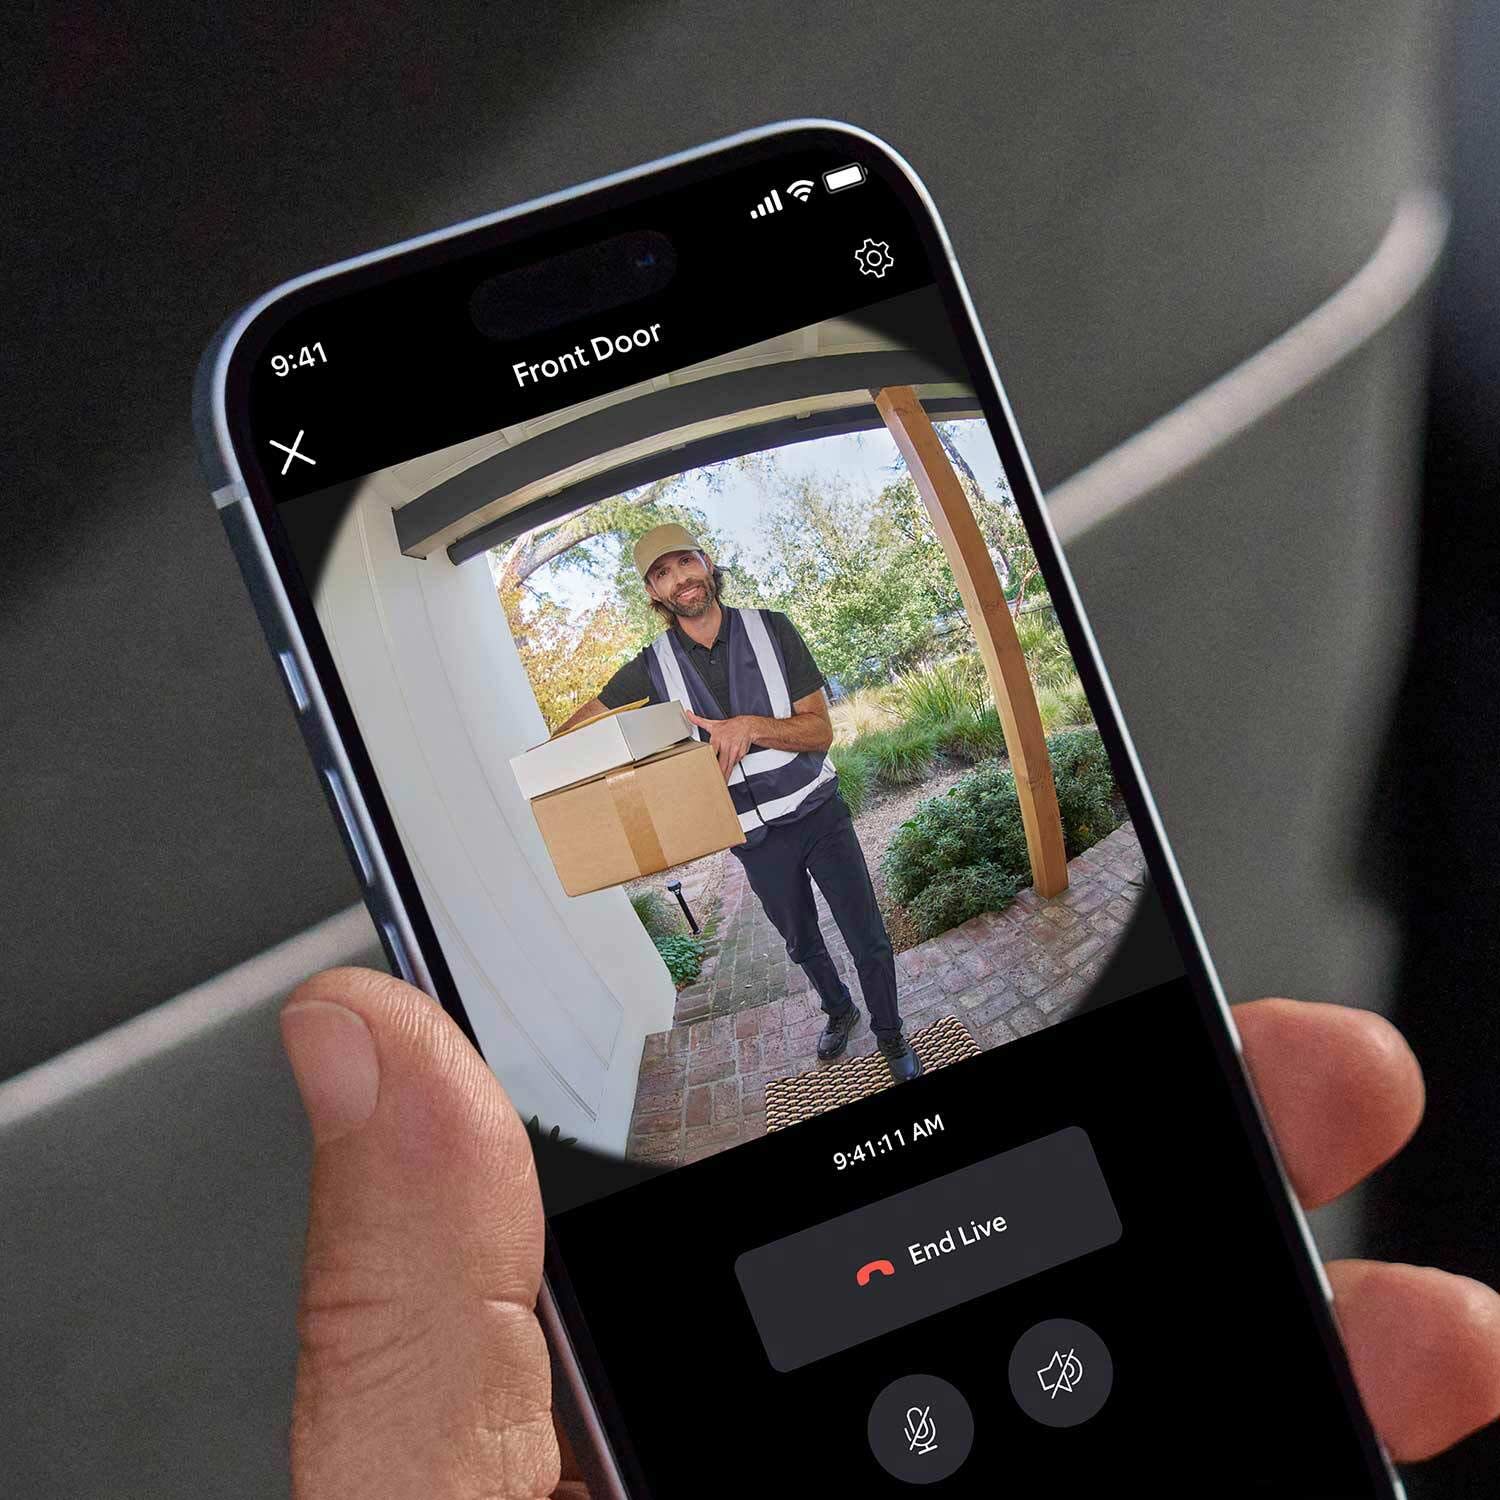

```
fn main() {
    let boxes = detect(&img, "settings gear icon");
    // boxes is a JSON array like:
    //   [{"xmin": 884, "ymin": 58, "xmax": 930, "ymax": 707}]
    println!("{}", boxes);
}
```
[{"xmin": 854, "ymin": 237, "xmax": 895, "ymax": 279}]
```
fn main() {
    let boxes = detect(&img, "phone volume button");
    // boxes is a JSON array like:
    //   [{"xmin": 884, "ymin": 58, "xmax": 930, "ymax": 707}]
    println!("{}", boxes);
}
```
[
  {"xmin": 323, "ymin": 767, "xmax": 375, "ymax": 886},
  {"xmin": 381, "ymin": 920, "xmax": 418, "ymax": 986},
  {"xmin": 278, "ymin": 648, "xmax": 310, "ymax": 713}
]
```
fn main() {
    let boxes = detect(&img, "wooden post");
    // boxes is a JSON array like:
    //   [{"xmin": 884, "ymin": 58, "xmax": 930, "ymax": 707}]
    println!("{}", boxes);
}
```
[{"xmin": 874, "ymin": 385, "xmax": 1069, "ymax": 897}]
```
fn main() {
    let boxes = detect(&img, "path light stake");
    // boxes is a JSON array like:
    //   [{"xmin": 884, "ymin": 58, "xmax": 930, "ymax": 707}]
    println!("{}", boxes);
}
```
[{"xmin": 666, "ymin": 879, "xmax": 699, "ymax": 933}]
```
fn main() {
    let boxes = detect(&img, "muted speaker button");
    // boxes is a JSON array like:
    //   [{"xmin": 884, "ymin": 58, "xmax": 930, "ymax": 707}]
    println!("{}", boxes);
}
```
[{"xmin": 1007, "ymin": 1317, "xmax": 1113, "ymax": 1427}]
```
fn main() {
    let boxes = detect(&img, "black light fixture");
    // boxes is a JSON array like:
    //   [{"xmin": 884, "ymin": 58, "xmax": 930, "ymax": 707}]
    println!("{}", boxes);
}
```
[{"xmin": 665, "ymin": 879, "xmax": 698, "ymax": 934}]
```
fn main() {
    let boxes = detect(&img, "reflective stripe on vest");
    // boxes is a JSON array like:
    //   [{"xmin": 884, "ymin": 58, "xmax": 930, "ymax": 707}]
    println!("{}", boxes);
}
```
[{"xmin": 642, "ymin": 608, "xmax": 837, "ymax": 839}]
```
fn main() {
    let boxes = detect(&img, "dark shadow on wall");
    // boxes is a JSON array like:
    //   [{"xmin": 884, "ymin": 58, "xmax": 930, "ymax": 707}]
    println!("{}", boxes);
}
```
[{"xmin": 1359, "ymin": 4, "xmax": 1500, "ymax": 1494}]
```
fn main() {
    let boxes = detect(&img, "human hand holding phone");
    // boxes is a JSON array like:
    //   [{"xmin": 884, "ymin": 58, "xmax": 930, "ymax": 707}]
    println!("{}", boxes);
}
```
[{"xmin": 279, "ymin": 967, "xmax": 1500, "ymax": 1498}]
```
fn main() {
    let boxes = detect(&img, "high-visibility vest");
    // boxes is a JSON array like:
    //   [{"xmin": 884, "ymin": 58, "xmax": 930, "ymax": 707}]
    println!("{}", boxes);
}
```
[{"xmin": 641, "ymin": 607, "xmax": 837, "ymax": 845}]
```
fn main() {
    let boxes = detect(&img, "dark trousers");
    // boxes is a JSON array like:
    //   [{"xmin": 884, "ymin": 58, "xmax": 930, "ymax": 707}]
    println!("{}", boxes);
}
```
[{"xmin": 733, "ymin": 793, "xmax": 903, "ymax": 1037}]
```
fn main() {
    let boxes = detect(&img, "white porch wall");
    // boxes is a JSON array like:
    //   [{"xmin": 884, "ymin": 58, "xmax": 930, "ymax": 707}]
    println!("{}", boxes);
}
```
[{"xmin": 314, "ymin": 474, "xmax": 675, "ymax": 1152}]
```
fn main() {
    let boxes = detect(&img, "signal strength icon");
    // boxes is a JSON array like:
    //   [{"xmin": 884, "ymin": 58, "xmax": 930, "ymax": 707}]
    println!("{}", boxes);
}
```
[
  {"xmin": 749, "ymin": 188, "xmax": 783, "ymax": 220},
  {"xmin": 787, "ymin": 179, "xmax": 815, "ymax": 202}
]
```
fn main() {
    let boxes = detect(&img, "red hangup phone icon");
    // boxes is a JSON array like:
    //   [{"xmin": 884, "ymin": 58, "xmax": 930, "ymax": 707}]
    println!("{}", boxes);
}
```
[{"xmin": 856, "ymin": 1259, "xmax": 896, "ymax": 1286}]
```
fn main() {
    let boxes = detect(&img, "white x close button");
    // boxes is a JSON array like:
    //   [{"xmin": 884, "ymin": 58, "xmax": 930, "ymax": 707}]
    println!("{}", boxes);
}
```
[{"xmin": 269, "ymin": 429, "xmax": 315, "ymax": 476}]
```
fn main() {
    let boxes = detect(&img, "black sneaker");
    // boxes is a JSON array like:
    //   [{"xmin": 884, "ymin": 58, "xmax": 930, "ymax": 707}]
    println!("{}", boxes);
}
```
[
  {"xmin": 817, "ymin": 1004, "xmax": 862, "ymax": 1060},
  {"xmin": 878, "ymin": 1031, "xmax": 923, "ymax": 1083}
]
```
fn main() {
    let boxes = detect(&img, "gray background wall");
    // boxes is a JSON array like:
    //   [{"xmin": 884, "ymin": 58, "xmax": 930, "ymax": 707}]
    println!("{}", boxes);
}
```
[{"xmin": 3, "ymin": 0, "xmax": 1441, "ymax": 1074}]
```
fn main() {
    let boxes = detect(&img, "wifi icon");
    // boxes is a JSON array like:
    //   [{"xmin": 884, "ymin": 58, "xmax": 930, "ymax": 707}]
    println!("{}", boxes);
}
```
[{"xmin": 787, "ymin": 179, "xmax": 815, "ymax": 203}]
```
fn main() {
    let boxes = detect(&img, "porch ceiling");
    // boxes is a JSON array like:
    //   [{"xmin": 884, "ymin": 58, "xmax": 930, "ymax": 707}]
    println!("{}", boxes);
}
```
[{"xmin": 387, "ymin": 297, "xmax": 977, "ymax": 562}]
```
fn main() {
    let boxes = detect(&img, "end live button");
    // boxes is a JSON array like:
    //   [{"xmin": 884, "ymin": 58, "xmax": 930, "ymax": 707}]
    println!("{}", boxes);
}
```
[{"xmin": 734, "ymin": 1126, "xmax": 1121, "ymax": 1372}]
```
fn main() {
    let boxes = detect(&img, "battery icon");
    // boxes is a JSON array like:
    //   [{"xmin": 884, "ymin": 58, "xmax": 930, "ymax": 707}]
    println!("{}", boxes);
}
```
[{"xmin": 822, "ymin": 163, "xmax": 867, "ymax": 194}]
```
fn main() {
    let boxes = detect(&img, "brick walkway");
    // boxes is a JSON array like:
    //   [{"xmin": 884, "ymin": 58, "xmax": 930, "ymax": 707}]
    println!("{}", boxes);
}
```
[{"xmin": 626, "ymin": 822, "xmax": 1144, "ymax": 1166}]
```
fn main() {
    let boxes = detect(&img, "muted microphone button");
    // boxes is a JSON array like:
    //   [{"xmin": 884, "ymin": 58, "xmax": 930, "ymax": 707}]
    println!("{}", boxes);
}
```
[{"xmin": 867, "ymin": 1374, "xmax": 974, "ymax": 1485}]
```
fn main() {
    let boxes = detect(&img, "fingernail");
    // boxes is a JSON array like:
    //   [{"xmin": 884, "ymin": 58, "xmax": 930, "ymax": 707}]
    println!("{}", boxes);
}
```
[{"xmin": 281, "ymin": 1001, "xmax": 380, "ymax": 1144}]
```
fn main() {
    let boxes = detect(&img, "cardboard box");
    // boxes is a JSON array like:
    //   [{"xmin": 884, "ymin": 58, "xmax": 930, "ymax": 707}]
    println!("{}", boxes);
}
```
[
  {"xmin": 510, "ymin": 701, "xmax": 692, "ymax": 802},
  {"xmin": 529, "ymin": 741, "xmax": 746, "ymax": 896}
]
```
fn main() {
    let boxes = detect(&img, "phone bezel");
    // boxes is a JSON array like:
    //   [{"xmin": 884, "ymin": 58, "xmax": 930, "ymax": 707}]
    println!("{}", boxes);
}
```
[{"xmin": 195, "ymin": 119, "xmax": 1402, "ymax": 1497}]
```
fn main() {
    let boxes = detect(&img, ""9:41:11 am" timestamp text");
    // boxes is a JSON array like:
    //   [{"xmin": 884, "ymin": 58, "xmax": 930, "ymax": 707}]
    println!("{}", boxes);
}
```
[{"xmin": 833, "ymin": 1113, "xmax": 943, "ymax": 1170}]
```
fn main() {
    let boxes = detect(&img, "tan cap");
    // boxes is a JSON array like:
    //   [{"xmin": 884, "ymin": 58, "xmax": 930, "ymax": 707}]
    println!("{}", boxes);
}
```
[{"xmin": 633, "ymin": 523, "xmax": 704, "ymax": 579}]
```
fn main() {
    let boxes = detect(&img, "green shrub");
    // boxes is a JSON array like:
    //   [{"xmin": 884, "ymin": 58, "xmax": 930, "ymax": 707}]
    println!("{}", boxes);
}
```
[
  {"xmin": 1046, "ymin": 729, "xmax": 1115, "ymax": 854},
  {"xmin": 1035, "ymin": 683, "xmax": 1069, "ymax": 734},
  {"xmin": 1036, "ymin": 672, "xmax": 1094, "ymax": 734},
  {"xmin": 1056, "ymin": 678, "xmax": 1092, "ymax": 729},
  {"xmin": 883, "ymin": 761, "xmax": 1030, "ymax": 905},
  {"xmin": 882, "ymin": 730, "xmax": 1117, "ymax": 930},
  {"xmin": 935, "ymin": 705, "xmax": 1006, "ymax": 762},
  {"xmin": 830, "ymin": 742, "xmax": 874, "ymax": 815},
  {"xmin": 629, "ymin": 889, "xmax": 677, "ymax": 941},
  {"xmin": 654, "ymin": 933, "xmax": 706, "ymax": 986},
  {"xmin": 907, "ymin": 862, "xmax": 1023, "ymax": 942},
  {"xmin": 858, "ymin": 722, "xmax": 940, "ymax": 786},
  {"xmin": 891, "ymin": 656, "xmax": 988, "ymax": 725},
  {"xmin": 1058, "ymin": 677, "xmax": 1093, "ymax": 727}
]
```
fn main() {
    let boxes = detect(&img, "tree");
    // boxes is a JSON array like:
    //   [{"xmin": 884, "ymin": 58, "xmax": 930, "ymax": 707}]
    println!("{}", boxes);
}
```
[
  {"xmin": 502, "ymin": 585, "xmax": 640, "ymax": 730},
  {"xmin": 495, "ymin": 477, "xmax": 685, "ymax": 594},
  {"xmin": 752, "ymin": 473, "xmax": 957, "ymax": 687},
  {"xmin": 934, "ymin": 422, "xmax": 1047, "ymax": 613},
  {"xmin": 494, "ymin": 475, "xmax": 738, "ymax": 644},
  {"xmin": 492, "ymin": 472, "xmax": 737, "ymax": 726}
]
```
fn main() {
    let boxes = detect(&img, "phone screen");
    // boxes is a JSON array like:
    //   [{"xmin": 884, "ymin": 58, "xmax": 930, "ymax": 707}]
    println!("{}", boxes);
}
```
[{"xmin": 216, "ymin": 128, "xmax": 1396, "ymax": 1494}]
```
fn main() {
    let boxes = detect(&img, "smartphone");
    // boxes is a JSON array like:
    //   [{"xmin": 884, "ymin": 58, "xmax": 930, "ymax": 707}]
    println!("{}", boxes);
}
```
[{"xmin": 195, "ymin": 121, "xmax": 1403, "ymax": 1496}]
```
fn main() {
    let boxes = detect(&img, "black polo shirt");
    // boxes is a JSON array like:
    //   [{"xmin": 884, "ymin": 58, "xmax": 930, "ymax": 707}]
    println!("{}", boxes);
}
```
[{"xmin": 597, "ymin": 608, "xmax": 825, "ymax": 718}]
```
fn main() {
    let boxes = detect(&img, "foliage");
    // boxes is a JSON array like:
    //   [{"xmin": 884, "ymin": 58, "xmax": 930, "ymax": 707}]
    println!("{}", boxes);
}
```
[
  {"xmin": 1045, "ymin": 730, "xmax": 1117, "ymax": 855},
  {"xmin": 890, "ymin": 656, "xmax": 1003, "ymax": 764},
  {"xmin": 629, "ymin": 890, "xmax": 678, "ymax": 942},
  {"xmin": 933, "ymin": 422, "xmax": 1049, "ymax": 613},
  {"xmin": 884, "ymin": 763, "xmax": 1029, "ymax": 907},
  {"xmin": 1057, "ymin": 677, "xmax": 1093, "ymax": 727},
  {"xmin": 494, "ymin": 474, "xmax": 739, "ymax": 729},
  {"xmin": 495, "ymin": 476, "xmax": 738, "ymax": 643},
  {"xmin": 1014, "ymin": 612, "xmax": 1075, "ymax": 692},
  {"xmin": 882, "ymin": 731, "xmax": 1117, "ymax": 938},
  {"xmin": 830, "ymin": 685, "xmax": 897, "ymax": 743},
  {"xmin": 935, "ymin": 706, "xmax": 1006, "ymax": 762},
  {"xmin": 906, "ymin": 863, "xmax": 1024, "ymax": 943},
  {"xmin": 830, "ymin": 742, "xmax": 874, "ymax": 815},
  {"xmin": 1035, "ymin": 673, "xmax": 1094, "ymax": 735},
  {"xmin": 654, "ymin": 933, "xmax": 706, "ymax": 987},
  {"xmin": 858, "ymin": 723, "xmax": 941, "ymax": 786},
  {"xmin": 501, "ymin": 585, "xmax": 641, "ymax": 730},
  {"xmin": 751, "ymin": 475, "xmax": 963, "ymax": 688},
  {"xmin": 890, "ymin": 656, "xmax": 988, "ymax": 725}
]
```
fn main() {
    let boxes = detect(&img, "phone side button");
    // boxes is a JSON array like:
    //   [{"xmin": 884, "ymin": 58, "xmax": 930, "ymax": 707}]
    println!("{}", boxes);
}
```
[
  {"xmin": 278, "ymin": 649, "xmax": 310, "ymax": 713},
  {"xmin": 324, "ymin": 767, "xmax": 375, "ymax": 886},
  {"xmin": 381, "ymin": 920, "xmax": 418, "ymax": 986}
]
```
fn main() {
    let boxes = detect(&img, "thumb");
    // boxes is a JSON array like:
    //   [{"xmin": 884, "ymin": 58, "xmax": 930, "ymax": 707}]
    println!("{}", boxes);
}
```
[{"xmin": 280, "ymin": 967, "xmax": 559, "ymax": 1500}]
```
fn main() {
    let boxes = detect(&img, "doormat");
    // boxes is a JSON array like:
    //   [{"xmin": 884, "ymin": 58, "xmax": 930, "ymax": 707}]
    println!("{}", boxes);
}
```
[{"xmin": 764, "ymin": 1014, "xmax": 980, "ymax": 1132}]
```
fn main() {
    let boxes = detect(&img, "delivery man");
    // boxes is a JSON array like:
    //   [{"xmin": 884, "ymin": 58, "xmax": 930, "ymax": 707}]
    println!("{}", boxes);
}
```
[{"xmin": 561, "ymin": 524, "xmax": 922, "ymax": 1083}]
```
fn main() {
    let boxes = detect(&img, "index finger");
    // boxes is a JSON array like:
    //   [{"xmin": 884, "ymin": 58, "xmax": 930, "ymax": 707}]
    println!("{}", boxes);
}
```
[{"xmin": 1234, "ymin": 998, "xmax": 1423, "ymax": 1209}]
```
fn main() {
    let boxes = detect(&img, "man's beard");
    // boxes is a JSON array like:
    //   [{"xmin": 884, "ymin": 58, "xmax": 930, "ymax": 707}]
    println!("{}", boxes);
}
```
[{"xmin": 662, "ymin": 574, "xmax": 716, "ymax": 618}]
